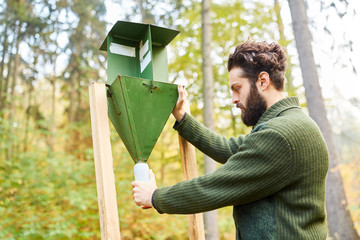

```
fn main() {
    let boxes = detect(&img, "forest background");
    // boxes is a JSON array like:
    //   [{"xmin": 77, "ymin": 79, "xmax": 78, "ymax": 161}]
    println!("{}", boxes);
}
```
[{"xmin": 0, "ymin": 0, "xmax": 359, "ymax": 239}]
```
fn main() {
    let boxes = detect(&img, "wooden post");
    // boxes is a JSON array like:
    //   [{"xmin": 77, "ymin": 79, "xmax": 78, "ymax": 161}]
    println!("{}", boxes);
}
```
[
  {"xmin": 178, "ymin": 111, "xmax": 205, "ymax": 240},
  {"xmin": 89, "ymin": 82, "xmax": 121, "ymax": 240}
]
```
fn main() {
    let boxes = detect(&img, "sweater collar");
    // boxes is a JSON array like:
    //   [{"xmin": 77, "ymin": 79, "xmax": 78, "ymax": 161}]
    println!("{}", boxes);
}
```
[{"xmin": 253, "ymin": 97, "xmax": 300, "ymax": 128}]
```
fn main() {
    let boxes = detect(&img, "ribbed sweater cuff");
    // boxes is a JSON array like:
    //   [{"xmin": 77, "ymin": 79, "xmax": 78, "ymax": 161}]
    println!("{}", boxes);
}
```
[
  {"xmin": 152, "ymin": 189, "xmax": 163, "ymax": 214},
  {"xmin": 173, "ymin": 112, "xmax": 188, "ymax": 129}
]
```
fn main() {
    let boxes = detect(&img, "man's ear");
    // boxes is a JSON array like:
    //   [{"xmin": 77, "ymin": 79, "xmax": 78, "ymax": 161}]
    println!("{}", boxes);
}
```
[{"xmin": 257, "ymin": 71, "xmax": 270, "ymax": 91}]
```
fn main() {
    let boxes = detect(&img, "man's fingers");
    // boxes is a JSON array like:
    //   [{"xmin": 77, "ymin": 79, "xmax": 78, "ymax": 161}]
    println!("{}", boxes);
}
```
[
  {"xmin": 132, "ymin": 186, "xmax": 137, "ymax": 194},
  {"xmin": 131, "ymin": 181, "xmax": 138, "ymax": 187},
  {"xmin": 132, "ymin": 189, "xmax": 142, "ymax": 206},
  {"xmin": 133, "ymin": 192, "xmax": 146, "ymax": 207},
  {"xmin": 131, "ymin": 173, "xmax": 157, "ymax": 208},
  {"xmin": 178, "ymin": 85, "xmax": 187, "ymax": 101},
  {"xmin": 133, "ymin": 197, "xmax": 142, "ymax": 206}
]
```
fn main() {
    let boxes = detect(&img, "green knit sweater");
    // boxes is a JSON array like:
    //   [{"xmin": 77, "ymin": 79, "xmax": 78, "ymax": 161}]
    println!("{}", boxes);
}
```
[{"xmin": 153, "ymin": 97, "xmax": 329, "ymax": 240}]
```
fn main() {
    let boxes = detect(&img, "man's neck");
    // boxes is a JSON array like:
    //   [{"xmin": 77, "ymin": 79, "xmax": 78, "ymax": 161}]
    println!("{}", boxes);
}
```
[{"xmin": 265, "ymin": 92, "xmax": 286, "ymax": 110}]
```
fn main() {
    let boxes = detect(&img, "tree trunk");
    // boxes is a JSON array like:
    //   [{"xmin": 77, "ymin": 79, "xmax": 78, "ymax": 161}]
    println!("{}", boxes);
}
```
[
  {"xmin": 1, "ymin": 31, "xmax": 17, "ymax": 160},
  {"xmin": 48, "ymin": 77, "xmax": 56, "ymax": 155},
  {"xmin": 139, "ymin": 0, "xmax": 155, "ymax": 24},
  {"xmin": 202, "ymin": 0, "xmax": 219, "ymax": 239},
  {"xmin": 47, "ymin": 43, "xmax": 59, "ymax": 156},
  {"xmin": 274, "ymin": 0, "xmax": 295, "ymax": 96},
  {"xmin": 9, "ymin": 22, "xmax": 22, "ymax": 113},
  {"xmin": 23, "ymin": 79, "xmax": 33, "ymax": 152},
  {"xmin": 65, "ymin": 73, "xmax": 76, "ymax": 153},
  {"xmin": 68, "ymin": 76, "xmax": 76, "ymax": 125},
  {"xmin": 0, "ymin": 35, "xmax": 14, "ymax": 113},
  {"xmin": 287, "ymin": 0, "xmax": 359, "ymax": 239},
  {"xmin": 6, "ymin": 21, "xmax": 23, "ymax": 160},
  {"xmin": 0, "ymin": 20, "xmax": 9, "ymax": 104}
]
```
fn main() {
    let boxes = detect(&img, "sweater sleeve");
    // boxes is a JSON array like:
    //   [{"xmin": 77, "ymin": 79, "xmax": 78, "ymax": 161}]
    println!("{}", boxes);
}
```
[
  {"xmin": 174, "ymin": 114, "xmax": 246, "ymax": 164},
  {"xmin": 153, "ymin": 128, "xmax": 294, "ymax": 214}
]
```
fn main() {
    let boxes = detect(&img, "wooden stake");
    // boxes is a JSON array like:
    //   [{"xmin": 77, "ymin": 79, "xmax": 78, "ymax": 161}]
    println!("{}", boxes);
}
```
[
  {"xmin": 178, "ymin": 114, "xmax": 205, "ymax": 240},
  {"xmin": 89, "ymin": 82, "xmax": 121, "ymax": 240}
]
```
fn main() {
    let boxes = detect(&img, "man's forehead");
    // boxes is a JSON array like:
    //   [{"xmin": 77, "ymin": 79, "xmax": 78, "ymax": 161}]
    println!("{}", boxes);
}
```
[
  {"xmin": 230, "ymin": 68, "xmax": 248, "ymax": 84},
  {"xmin": 235, "ymin": 68, "xmax": 246, "ymax": 77},
  {"xmin": 229, "ymin": 67, "xmax": 247, "ymax": 78}
]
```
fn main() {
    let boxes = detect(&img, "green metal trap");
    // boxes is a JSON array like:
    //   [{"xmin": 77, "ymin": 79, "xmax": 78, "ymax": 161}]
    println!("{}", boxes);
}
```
[{"xmin": 100, "ymin": 21, "xmax": 179, "ymax": 164}]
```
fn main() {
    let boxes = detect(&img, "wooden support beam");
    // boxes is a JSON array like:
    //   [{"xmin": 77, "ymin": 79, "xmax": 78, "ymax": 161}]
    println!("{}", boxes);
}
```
[
  {"xmin": 178, "ymin": 112, "xmax": 205, "ymax": 240},
  {"xmin": 89, "ymin": 82, "xmax": 121, "ymax": 240}
]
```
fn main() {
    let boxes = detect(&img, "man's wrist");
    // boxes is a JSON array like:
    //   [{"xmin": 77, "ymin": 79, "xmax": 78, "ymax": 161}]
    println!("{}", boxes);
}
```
[
  {"xmin": 174, "ymin": 111, "xmax": 185, "ymax": 122},
  {"xmin": 173, "ymin": 112, "xmax": 187, "ymax": 129}
]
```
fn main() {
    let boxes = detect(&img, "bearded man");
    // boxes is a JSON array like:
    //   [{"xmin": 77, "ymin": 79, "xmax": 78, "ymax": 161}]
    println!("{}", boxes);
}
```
[{"xmin": 132, "ymin": 40, "xmax": 329, "ymax": 240}]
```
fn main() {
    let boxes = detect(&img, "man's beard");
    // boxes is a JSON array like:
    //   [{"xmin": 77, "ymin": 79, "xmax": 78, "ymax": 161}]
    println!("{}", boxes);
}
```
[{"xmin": 237, "ymin": 85, "xmax": 267, "ymax": 127}]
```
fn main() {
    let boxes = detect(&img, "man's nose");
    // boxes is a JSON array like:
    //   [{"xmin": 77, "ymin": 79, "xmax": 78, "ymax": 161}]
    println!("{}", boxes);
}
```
[{"xmin": 232, "ymin": 94, "xmax": 239, "ymax": 104}]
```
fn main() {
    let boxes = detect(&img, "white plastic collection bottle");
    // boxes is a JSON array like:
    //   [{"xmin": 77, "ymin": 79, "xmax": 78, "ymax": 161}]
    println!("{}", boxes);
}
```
[
  {"xmin": 134, "ymin": 162, "xmax": 151, "ymax": 209},
  {"xmin": 133, "ymin": 162, "xmax": 150, "ymax": 181}
]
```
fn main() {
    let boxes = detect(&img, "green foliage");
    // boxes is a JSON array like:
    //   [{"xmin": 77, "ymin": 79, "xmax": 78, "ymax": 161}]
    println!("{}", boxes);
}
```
[
  {"xmin": 0, "ymin": 150, "xmax": 99, "ymax": 239},
  {"xmin": 0, "ymin": 121, "xmax": 190, "ymax": 239}
]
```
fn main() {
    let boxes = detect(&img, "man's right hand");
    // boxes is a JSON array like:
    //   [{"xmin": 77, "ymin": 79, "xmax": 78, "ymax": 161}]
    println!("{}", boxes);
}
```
[{"xmin": 172, "ymin": 85, "xmax": 189, "ymax": 121}]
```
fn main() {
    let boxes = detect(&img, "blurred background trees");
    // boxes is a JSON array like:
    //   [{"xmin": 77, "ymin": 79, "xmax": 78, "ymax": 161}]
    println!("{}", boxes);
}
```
[
  {"xmin": 0, "ymin": 0, "xmax": 359, "ymax": 239},
  {"xmin": 288, "ymin": 0, "xmax": 358, "ymax": 238}
]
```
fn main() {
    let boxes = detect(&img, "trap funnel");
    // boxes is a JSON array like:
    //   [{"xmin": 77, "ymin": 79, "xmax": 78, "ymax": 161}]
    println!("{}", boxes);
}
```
[{"xmin": 106, "ymin": 75, "xmax": 178, "ymax": 163}]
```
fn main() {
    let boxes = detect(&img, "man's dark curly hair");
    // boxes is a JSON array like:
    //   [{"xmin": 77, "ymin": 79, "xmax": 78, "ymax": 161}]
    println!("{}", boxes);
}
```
[{"xmin": 227, "ymin": 40, "xmax": 287, "ymax": 90}]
